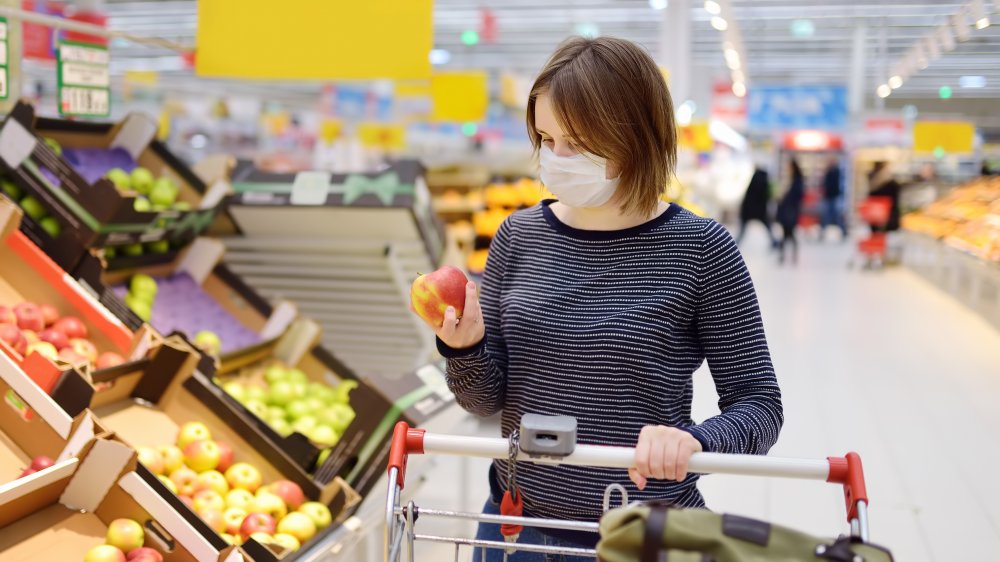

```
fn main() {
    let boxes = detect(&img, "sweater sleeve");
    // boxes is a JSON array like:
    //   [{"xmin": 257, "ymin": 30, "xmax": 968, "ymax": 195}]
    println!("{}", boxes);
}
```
[
  {"xmin": 438, "ymin": 218, "xmax": 512, "ymax": 417},
  {"xmin": 685, "ymin": 221, "xmax": 784, "ymax": 455}
]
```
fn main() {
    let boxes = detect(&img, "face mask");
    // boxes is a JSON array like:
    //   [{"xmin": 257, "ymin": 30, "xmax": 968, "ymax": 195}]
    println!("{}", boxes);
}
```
[{"xmin": 539, "ymin": 145, "xmax": 619, "ymax": 208}]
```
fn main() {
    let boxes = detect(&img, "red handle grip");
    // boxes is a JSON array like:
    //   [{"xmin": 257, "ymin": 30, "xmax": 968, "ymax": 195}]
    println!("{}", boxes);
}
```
[
  {"xmin": 387, "ymin": 421, "xmax": 426, "ymax": 490},
  {"xmin": 827, "ymin": 451, "xmax": 868, "ymax": 522}
]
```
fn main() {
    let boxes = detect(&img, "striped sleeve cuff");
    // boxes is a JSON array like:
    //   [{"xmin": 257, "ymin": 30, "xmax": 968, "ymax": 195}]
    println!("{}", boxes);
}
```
[
  {"xmin": 436, "ymin": 336, "xmax": 487, "ymax": 359},
  {"xmin": 680, "ymin": 425, "xmax": 715, "ymax": 454}
]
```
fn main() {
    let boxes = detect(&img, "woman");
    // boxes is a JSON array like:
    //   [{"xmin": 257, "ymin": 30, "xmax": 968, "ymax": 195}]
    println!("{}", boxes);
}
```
[
  {"xmin": 414, "ymin": 37, "xmax": 783, "ymax": 562},
  {"xmin": 868, "ymin": 161, "xmax": 901, "ymax": 232},
  {"xmin": 776, "ymin": 158, "xmax": 805, "ymax": 264},
  {"xmin": 736, "ymin": 164, "xmax": 776, "ymax": 247}
]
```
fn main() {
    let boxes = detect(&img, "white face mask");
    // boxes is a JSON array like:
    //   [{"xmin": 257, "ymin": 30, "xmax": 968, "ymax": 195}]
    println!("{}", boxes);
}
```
[{"xmin": 538, "ymin": 145, "xmax": 619, "ymax": 208}]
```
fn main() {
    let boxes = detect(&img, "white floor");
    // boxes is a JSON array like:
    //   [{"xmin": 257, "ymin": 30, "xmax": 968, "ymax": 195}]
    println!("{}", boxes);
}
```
[{"xmin": 374, "ymin": 226, "xmax": 1000, "ymax": 562}]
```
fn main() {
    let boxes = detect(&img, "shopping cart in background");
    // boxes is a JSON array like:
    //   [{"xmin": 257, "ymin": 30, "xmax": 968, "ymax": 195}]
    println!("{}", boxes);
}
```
[
  {"xmin": 384, "ymin": 415, "xmax": 878, "ymax": 562},
  {"xmin": 851, "ymin": 196, "xmax": 894, "ymax": 269}
]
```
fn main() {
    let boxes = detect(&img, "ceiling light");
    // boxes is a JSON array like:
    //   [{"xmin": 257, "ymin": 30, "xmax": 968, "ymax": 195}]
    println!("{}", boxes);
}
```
[
  {"xmin": 971, "ymin": 0, "xmax": 990, "ymax": 29},
  {"xmin": 959, "ymin": 75, "xmax": 986, "ymax": 88},
  {"xmin": 676, "ymin": 104, "xmax": 693, "ymax": 126},
  {"xmin": 876, "ymin": 84, "xmax": 891, "ymax": 98},
  {"xmin": 724, "ymin": 48, "xmax": 741, "ymax": 69},
  {"xmin": 939, "ymin": 85, "xmax": 953, "ymax": 99},
  {"xmin": 731, "ymin": 70, "xmax": 745, "ymax": 83},
  {"xmin": 975, "ymin": 17, "xmax": 990, "ymax": 29},
  {"xmin": 888, "ymin": 76, "xmax": 903, "ymax": 89},
  {"xmin": 732, "ymin": 82, "xmax": 746, "ymax": 98},
  {"xmin": 711, "ymin": 17, "xmax": 728, "ymax": 31},
  {"xmin": 704, "ymin": 1, "xmax": 721, "ymax": 15},
  {"xmin": 575, "ymin": 22, "xmax": 600, "ymax": 38},
  {"xmin": 429, "ymin": 49, "xmax": 451, "ymax": 65},
  {"xmin": 649, "ymin": 0, "xmax": 669, "ymax": 9},
  {"xmin": 791, "ymin": 19, "xmax": 814, "ymax": 38},
  {"xmin": 461, "ymin": 30, "xmax": 479, "ymax": 45}
]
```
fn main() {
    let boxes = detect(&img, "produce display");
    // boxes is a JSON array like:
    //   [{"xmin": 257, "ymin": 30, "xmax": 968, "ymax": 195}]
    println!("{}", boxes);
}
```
[
  {"xmin": 1, "ymin": 176, "xmax": 63, "ymax": 238},
  {"xmin": 136, "ymin": 421, "xmax": 333, "ymax": 552},
  {"xmin": 218, "ymin": 362, "xmax": 357, "ymax": 449},
  {"xmin": 902, "ymin": 176, "xmax": 1000, "ymax": 263},
  {"xmin": 83, "ymin": 518, "xmax": 161, "ymax": 562},
  {"xmin": 0, "ymin": 300, "xmax": 125, "ymax": 371}
]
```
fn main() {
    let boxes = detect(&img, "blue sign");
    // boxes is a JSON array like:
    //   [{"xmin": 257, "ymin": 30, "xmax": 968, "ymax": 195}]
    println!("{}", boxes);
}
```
[{"xmin": 748, "ymin": 85, "xmax": 848, "ymax": 131}]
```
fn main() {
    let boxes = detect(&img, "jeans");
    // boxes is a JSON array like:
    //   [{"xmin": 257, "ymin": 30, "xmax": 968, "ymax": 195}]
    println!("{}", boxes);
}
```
[
  {"xmin": 471, "ymin": 496, "xmax": 597, "ymax": 562},
  {"xmin": 820, "ymin": 198, "xmax": 847, "ymax": 238}
]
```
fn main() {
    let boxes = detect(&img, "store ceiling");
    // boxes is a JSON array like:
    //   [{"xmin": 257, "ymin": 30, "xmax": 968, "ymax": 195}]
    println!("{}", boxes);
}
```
[{"xmin": 49, "ymin": 1, "xmax": 1000, "ymax": 103}]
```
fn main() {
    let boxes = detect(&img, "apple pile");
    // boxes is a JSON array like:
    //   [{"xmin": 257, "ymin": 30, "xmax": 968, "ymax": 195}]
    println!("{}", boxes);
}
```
[
  {"xmin": 1, "ymin": 177, "xmax": 64, "ymax": 239},
  {"xmin": 83, "ymin": 518, "xmax": 162, "ymax": 562},
  {"xmin": 104, "ymin": 168, "xmax": 190, "ymax": 214},
  {"xmin": 138, "ymin": 421, "xmax": 333, "ymax": 551},
  {"xmin": 219, "ymin": 362, "xmax": 357, "ymax": 448},
  {"xmin": 123, "ymin": 274, "xmax": 157, "ymax": 323},
  {"xmin": 15, "ymin": 455, "xmax": 54, "ymax": 479},
  {"xmin": 0, "ymin": 301, "xmax": 126, "ymax": 371}
]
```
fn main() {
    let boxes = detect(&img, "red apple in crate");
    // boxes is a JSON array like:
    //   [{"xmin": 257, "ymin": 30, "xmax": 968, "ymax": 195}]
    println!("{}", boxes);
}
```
[
  {"xmin": 30, "ymin": 455, "xmax": 55, "ymax": 470},
  {"xmin": 298, "ymin": 501, "xmax": 333, "ymax": 529},
  {"xmin": 198, "ymin": 507, "xmax": 227, "ymax": 534},
  {"xmin": 0, "ymin": 305, "xmax": 15, "ymax": 325},
  {"xmin": 58, "ymin": 347, "xmax": 87, "ymax": 366},
  {"xmin": 38, "ymin": 328, "xmax": 70, "ymax": 350},
  {"xmin": 410, "ymin": 266, "xmax": 469, "ymax": 328},
  {"xmin": 176, "ymin": 421, "xmax": 212, "ymax": 449},
  {"xmin": 26, "ymin": 341, "xmax": 58, "ymax": 360},
  {"xmin": 19, "ymin": 468, "xmax": 36, "ymax": 478},
  {"xmin": 157, "ymin": 445, "xmax": 184, "ymax": 474},
  {"xmin": 183, "ymin": 439, "xmax": 221, "ymax": 472},
  {"xmin": 96, "ymin": 352, "xmax": 126, "ymax": 370},
  {"xmin": 39, "ymin": 304, "xmax": 59, "ymax": 327},
  {"xmin": 0, "ymin": 323, "xmax": 27, "ymax": 355},
  {"xmin": 267, "ymin": 480, "xmax": 306, "ymax": 510},
  {"xmin": 53, "ymin": 315, "xmax": 87, "ymax": 339},
  {"xmin": 13, "ymin": 302, "xmax": 44, "ymax": 332},
  {"xmin": 126, "ymin": 547, "xmax": 164, "ymax": 562},
  {"xmin": 84, "ymin": 545, "xmax": 126, "ymax": 562},
  {"xmin": 225, "ymin": 462, "xmax": 263, "ymax": 492},
  {"xmin": 106, "ymin": 518, "xmax": 145, "ymax": 552},
  {"xmin": 223, "ymin": 507, "xmax": 248, "ymax": 535},
  {"xmin": 169, "ymin": 466, "xmax": 202, "ymax": 497},
  {"xmin": 240, "ymin": 512, "xmax": 277, "ymax": 539},
  {"xmin": 70, "ymin": 338, "xmax": 99, "ymax": 364},
  {"xmin": 136, "ymin": 446, "xmax": 164, "ymax": 475},
  {"xmin": 178, "ymin": 495, "xmax": 194, "ymax": 510},
  {"xmin": 215, "ymin": 441, "xmax": 234, "ymax": 473},
  {"xmin": 252, "ymin": 490, "xmax": 287, "ymax": 520}
]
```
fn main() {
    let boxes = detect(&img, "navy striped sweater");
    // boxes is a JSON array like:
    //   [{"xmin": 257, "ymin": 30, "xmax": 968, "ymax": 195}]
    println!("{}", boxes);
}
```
[{"xmin": 439, "ymin": 200, "xmax": 783, "ymax": 538}]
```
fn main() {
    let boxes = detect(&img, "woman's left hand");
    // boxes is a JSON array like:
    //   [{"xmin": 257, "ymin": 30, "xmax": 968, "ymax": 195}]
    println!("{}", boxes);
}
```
[{"xmin": 629, "ymin": 425, "xmax": 703, "ymax": 490}]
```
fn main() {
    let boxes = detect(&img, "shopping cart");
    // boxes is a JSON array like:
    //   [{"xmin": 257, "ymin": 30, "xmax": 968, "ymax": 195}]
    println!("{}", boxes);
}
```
[
  {"xmin": 850, "ymin": 196, "xmax": 893, "ymax": 269},
  {"xmin": 384, "ymin": 416, "xmax": 872, "ymax": 562}
]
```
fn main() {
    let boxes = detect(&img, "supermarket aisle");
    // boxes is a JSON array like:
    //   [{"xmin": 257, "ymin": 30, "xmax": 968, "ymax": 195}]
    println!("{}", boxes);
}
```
[{"xmin": 408, "ymin": 228, "xmax": 1000, "ymax": 562}]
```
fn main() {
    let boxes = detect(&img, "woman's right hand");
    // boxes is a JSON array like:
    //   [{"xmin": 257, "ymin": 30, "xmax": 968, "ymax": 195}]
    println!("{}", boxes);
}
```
[{"xmin": 412, "ymin": 281, "xmax": 485, "ymax": 350}]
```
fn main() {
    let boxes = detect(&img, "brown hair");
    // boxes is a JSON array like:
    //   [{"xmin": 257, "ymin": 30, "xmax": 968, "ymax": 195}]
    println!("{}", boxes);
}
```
[{"xmin": 527, "ymin": 36, "xmax": 677, "ymax": 218}]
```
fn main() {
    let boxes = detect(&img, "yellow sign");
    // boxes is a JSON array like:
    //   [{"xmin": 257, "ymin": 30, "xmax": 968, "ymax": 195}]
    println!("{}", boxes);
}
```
[
  {"xmin": 431, "ymin": 71, "xmax": 489, "ymax": 122},
  {"xmin": 396, "ymin": 80, "xmax": 432, "ymax": 98},
  {"xmin": 678, "ymin": 122, "xmax": 713, "ymax": 152},
  {"xmin": 320, "ymin": 119, "xmax": 343, "ymax": 143},
  {"xmin": 358, "ymin": 122, "xmax": 406, "ymax": 150},
  {"xmin": 196, "ymin": 0, "xmax": 433, "ymax": 80},
  {"xmin": 913, "ymin": 121, "xmax": 975, "ymax": 153},
  {"xmin": 124, "ymin": 70, "xmax": 159, "ymax": 87}
]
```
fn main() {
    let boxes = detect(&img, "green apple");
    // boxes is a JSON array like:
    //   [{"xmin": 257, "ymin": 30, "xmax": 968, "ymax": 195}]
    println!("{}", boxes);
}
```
[
  {"xmin": 271, "ymin": 532, "xmax": 301, "ymax": 552},
  {"xmin": 19, "ymin": 196, "xmax": 46, "ymax": 221},
  {"xmin": 39, "ymin": 216, "xmax": 61, "ymax": 238},
  {"xmin": 307, "ymin": 382, "xmax": 333, "ymax": 402},
  {"xmin": 147, "ymin": 240, "xmax": 170, "ymax": 254},
  {"xmin": 303, "ymin": 397, "xmax": 325, "ymax": 414},
  {"xmin": 122, "ymin": 242, "xmax": 144, "ymax": 257},
  {"xmin": 267, "ymin": 380, "xmax": 296, "ymax": 407},
  {"xmin": 314, "ymin": 448, "xmax": 331, "ymax": 470},
  {"xmin": 286, "ymin": 369, "xmax": 308, "ymax": 385},
  {"xmin": 270, "ymin": 418, "xmax": 293, "ymax": 437},
  {"xmin": 149, "ymin": 177, "xmax": 178, "ymax": 207},
  {"xmin": 297, "ymin": 501, "xmax": 332, "ymax": 530},
  {"xmin": 332, "ymin": 380, "xmax": 358, "ymax": 404},
  {"xmin": 264, "ymin": 365, "xmax": 289, "ymax": 385},
  {"xmin": 266, "ymin": 406, "xmax": 286, "ymax": 421},
  {"xmin": 133, "ymin": 197, "xmax": 152, "ymax": 212},
  {"xmin": 222, "ymin": 381, "xmax": 246, "ymax": 402},
  {"xmin": 244, "ymin": 386, "xmax": 267, "ymax": 403},
  {"xmin": 106, "ymin": 168, "xmax": 131, "ymax": 191},
  {"xmin": 104, "ymin": 247, "xmax": 117, "ymax": 259},
  {"xmin": 42, "ymin": 137, "xmax": 62, "ymax": 156},
  {"xmin": 124, "ymin": 295, "xmax": 152, "ymax": 321},
  {"xmin": 131, "ymin": 167, "xmax": 155, "ymax": 195},
  {"xmin": 252, "ymin": 490, "xmax": 288, "ymax": 520},
  {"xmin": 130, "ymin": 273, "xmax": 158, "ymax": 298},
  {"xmin": 276, "ymin": 512, "xmax": 316, "ymax": 543},
  {"xmin": 289, "ymin": 381, "xmax": 307, "ymax": 401},
  {"xmin": 158, "ymin": 474, "xmax": 178, "ymax": 494},
  {"xmin": 318, "ymin": 404, "xmax": 355, "ymax": 433},
  {"xmin": 284, "ymin": 401, "xmax": 312, "ymax": 421},
  {"xmin": 173, "ymin": 201, "xmax": 192, "ymax": 211},
  {"xmin": 309, "ymin": 425, "xmax": 338, "ymax": 446},
  {"xmin": 291, "ymin": 416, "xmax": 317, "ymax": 436},
  {"xmin": 244, "ymin": 399, "xmax": 269, "ymax": 420},
  {"xmin": 194, "ymin": 330, "xmax": 222, "ymax": 356},
  {"xmin": 0, "ymin": 178, "xmax": 21, "ymax": 200}
]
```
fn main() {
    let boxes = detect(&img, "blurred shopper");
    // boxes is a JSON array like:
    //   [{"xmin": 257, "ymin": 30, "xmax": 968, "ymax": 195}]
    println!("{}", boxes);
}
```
[
  {"xmin": 736, "ymin": 165, "xmax": 777, "ymax": 247},
  {"xmin": 413, "ymin": 36, "xmax": 783, "ymax": 562},
  {"xmin": 819, "ymin": 156, "xmax": 848, "ymax": 241},
  {"xmin": 776, "ymin": 158, "xmax": 805, "ymax": 264},
  {"xmin": 868, "ymin": 161, "xmax": 901, "ymax": 232}
]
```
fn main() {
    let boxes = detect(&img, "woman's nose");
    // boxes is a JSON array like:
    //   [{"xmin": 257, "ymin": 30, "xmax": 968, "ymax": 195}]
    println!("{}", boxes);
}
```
[{"xmin": 552, "ymin": 142, "xmax": 578, "ymax": 158}]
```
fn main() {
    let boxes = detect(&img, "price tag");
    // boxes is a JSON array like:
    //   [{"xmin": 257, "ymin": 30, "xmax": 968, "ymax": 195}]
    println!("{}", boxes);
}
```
[{"xmin": 57, "ymin": 40, "xmax": 110, "ymax": 117}]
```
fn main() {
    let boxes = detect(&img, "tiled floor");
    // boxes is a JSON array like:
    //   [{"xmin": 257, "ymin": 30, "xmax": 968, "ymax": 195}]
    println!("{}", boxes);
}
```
[{"xmin": 346, "ymin": 227, "xmax": 1000, "ymax": 562}]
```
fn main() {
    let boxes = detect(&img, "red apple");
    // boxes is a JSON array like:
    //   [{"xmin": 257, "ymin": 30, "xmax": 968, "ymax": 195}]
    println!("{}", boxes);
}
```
[
  {"xmin": 96, "ymin": 351, "xmax": 126, "ymax": 370},
  {"xmin": 106, "ymin": 518, "xmax": 145, "ymax": 552},
  {"xmin": 178, "ymin": 495, "xmax": 194, "ymax": 510},
  {"xmin": 169, "ymin": 467, "xmax": 203, "ymax": 497},
  {"xmin": 252, "ymin": 490, "xmax": 287, "ymax": 520},
  {"xmin": 39, "ymin": 304, "xmax": 59, "ymax": 327},
  {"xmin": 126, "ymin": 547, "xmax": 164, "ymax": 562},
  {"xmin": 53, "ymin": 315, "xmax": 87, "ymax": 339},
  {"xmin": 38, "ymin": 328, "xmax": 70, "ymax": 350},
  {"xmin": 198, "ymin": 507, "xmax": 226, "ymax": 534},
  {"xmin": 0, "ymin": 323, "xmax": 27, "ymax": 355},
  {"xmin": 268, "ymin": 480, "xmax": 306, "ymax": 510},
  {"xmin": 410, "ymin": 266, "xmax": 469, "ymax": 328},
  {"xmin": 215, "ymin": 441, "xmax": 234, "ymax": 473},
  {"xmin": 30, "ymin": 455, "xmax": 55, "ymax": 470},
  {"xmin": 85, "ymin": 545, "xmax": 126, "ymax": 562},
  {"xmin": 19, "ymin": 468, "xmax": 37, "ymax": 478},
  {"xmin": 58, "ymin": 347, "xmax": 87, "ymax": 366},
  {"xmin": 183, "ymin": 439, "xmax": 221, "ymax": 472},
  {"xmin": 69, "ymin": 338, "xmax": 99, "ymax": 364},
  {"xmin": 26, "ymin": 341, "xmax": 58, "ymax": 360},
  {"xmin": 0, "ymin": 305, "xmax": 15, "ymax": 325},
  {"xmin": 223, "ymin": 507, "xmax": 248, "ymax": 535},
  {"xmin": 225, "ymin": 462, "xmax": 263, "ymax": 492},
  {"xmin": 13, "ymin": 302, "xmax": 44, "ymax": 332},
  {"xmin": 239, "ymin": 512, "xmax": 276, "ymax": 539}
]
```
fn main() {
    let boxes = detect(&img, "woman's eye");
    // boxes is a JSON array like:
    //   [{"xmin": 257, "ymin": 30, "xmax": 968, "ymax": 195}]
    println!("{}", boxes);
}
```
[{"xmin": 541, "ymin": 138, "xmax": 554, "ymax": 147}]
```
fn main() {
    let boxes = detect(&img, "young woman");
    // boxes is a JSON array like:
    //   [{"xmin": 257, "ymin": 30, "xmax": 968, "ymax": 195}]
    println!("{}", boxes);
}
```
[
  {"xmin": 413, "ymin": 36, "xmax": 783, "ymax": 562},
  {"xmin": 776, "ymin": 158, "xmax": 805, "ymax": 265}
]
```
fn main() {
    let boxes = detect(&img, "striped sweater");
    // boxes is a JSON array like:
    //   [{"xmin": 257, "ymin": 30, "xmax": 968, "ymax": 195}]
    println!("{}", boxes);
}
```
[{"xmin": 439, "ymin": 200, "xmax": 783, "ymax": 541}]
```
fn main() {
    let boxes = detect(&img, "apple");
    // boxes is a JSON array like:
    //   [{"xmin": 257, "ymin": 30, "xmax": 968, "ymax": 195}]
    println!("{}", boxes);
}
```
[
  {"xmin": 38, "ymin": 304, "xmax": 59, "ymax": 327},
  {"xmin": 157, "ymin": 474, "xmax": 177, "ymax": 494},
  {"xmin": 136, "ymin": 446, "xmax": 164, "ymax": 475},
  {"xmin": 267, "ymin": 381, "xmax": 296, "ymax": 407},
  {"xmin": 169, "ymin": 467, "xmax": 202, "ymax": 497},
  {"xmin": 193, "ymin": 489, "xmax": 226, "ymax": 514},
  {"xmin": 130, "ymin": 274, "xmax": 158, "ymax": 299},
  {"xmin": 183, "ymin": 439, "xmax": 221, "ymax": 472},
  {"xmin": 314, "ymin": 448, "xmax": 332, "ymax": 471},
  {"xmin": 106, "ymin": 518, "xmax": 145, "ymax": 552},
  {"xmin": 0, "ymin": 178, "xmax": 21, "ymax": 200},
  {"xmin": 309, "ymin": 425, "xmax": 338, "ymax": 446},
  {"xmin": 264, "ymin": 479, "xmax": 309, "ymax": 508},
  {"xmin": 38, "ymin": 328, "xmax": 70, "ymax": 350},
  {"xmin": 85, "ymin": 544, "xmax": 126, "ymax": 562},
  {"xmin": 30, "ymin": 455, "xmax": 55, "ymax": 471},
  {"xmin": 131, "ymin": 168, "xmax": 155, "ymax": 195},
  {"xmin": 220, "ymin": 533, "xmax": 240, "ymax": 546},
  {"xmin": 225, "ymin": 462, "xmax": 263, "ymax": 493},
  {"xmin": 156, "ymin": 445, "xmax": 184, "ymax": 474},
  {"xmin": 410, "ymin": 265, "xmax": 469, "ymax": 328},
  {"xmin": 0, "ymin": 306, "xmax": 15, "ymax": 324},
  {"xmin": 263, "ymin": 365, "xmax": 288, "ymax": 385},
  {"xmin": 223, "ymin": 507, "xmax": 248, "ymax": 535},
  {"xmin": 106, "ymin": 168, "xmax": 132, "ymax": 191},
  {"xmin": 97, "ymin": 352, "xmax": 126, "ymax": 370},
  {"xmin": 286, "ymin": 368, "xmax": 308, "ymax": 385},
  {"xmin": 178, "ymin": 495, "xmax": 194, "ymax": 510},
  {"xmin": 226, "ymin": 488, "xmax": 256, "ymax": 511},
  {"xmin": 126, "ymin": 547, "xmax": 163, "ymax": 562},
  {"xmin": 243, "ymin": 399, "xmax": 269, "ymax": 420},
  {"xmin": 39, "ymin": 216, "xmax": 61, "ymax": 238},
  {"xmin": 173, "ymin": 201, "xmax": 192, "ymax": 211},
  {"xmin": 215, "ymin": 441, "xmax": 234, "ymax": 473},
  {"xmin": 271, "ymin": 532, "xmax": 301, "ymax": 552},
  {"xmin": 19, "ymin": 196, "xmax": 46, "ymax": 221},
  {"xmin": 176, "ymin": 421, "xmax": 212, "ymax": 449},
  {"xmin": 240, "ymin": 512, "xmax": 277, "ymax": 539},
  {"xmin": 21, "ymin": 330, "xmax": 39, "ymax": 345},
  {"xmin": 0, "ymin": 323, "xmax": 27, "ymax": 355},
  {"xmin": 303, "ymin": 397, "xmax": 326, "ymax": 414},
  {"xmin": 291, "ymin": 416, "xmax": 317, "ymax": 436},
  {"xmin": 66, "ymin": 338, "xmax": 99, "ymax": 364},
  {"xmin": 271, "ymin": 419, "xmax": 292, "ymax": 437},
  {"xmin": 14, "ymin": 302, "xmax": 44, "ymax": 332},
  {"xmin": 284, "ymin": 401, "xmax": 312, "ymax": 422},
  {"xmin": 19, "ymin": 468, "xmax": 36, "ymax": 478},
  {"xmin": 52, "ymin": 315, "xmax": 87, "ymax": 339},
  {"xmin": 123, "ymin": 243, "xmax": 144, "ymax": 257},
  {"xmin": 57, "ymin": 347, "xmax": 87, "ymax": 366},
  {"xmin": 244, "ymin": 386, "xmax": 267, "ymax": 403},
  {"xmin": 194, "ymin": 330, "xmax": 222, "ymax": 356},
  {"xmin": 265, "ymin": 406, "xmax": 286, "ymax": 422},
  {"xmin": 133, "ymin": 198, "xmax": 152, "ymax": 212},
  {"xmin": 221, "ymin": 381, "xmax": 246, "ymax": 402},
  {"xmin": 149, "ymin": 177, "xmax": 179, "ymax": 207},
  {"xmin": 298, "ymin": 502, "xmax": 333, "ymax": 529},
  {"xmin": 197, "ymin": 470, "xmax": 229, "ymax": 496},
  {"xmin": 319, "ymin": 403, "xmax": 356, "ymax": 433},
  {"xmin": 332, "ymin": 379, "xmax": 358, "ymax": 404},
  {"xmin": 252, "ymin": 490, "xmax": 287, "ymax": 520},
  {"xmin": 198, "ymin": 507, "xmax": 226, "ymax": 534},
  {"xmin": 26, "ymin": 341, "xmax": 58, "ymax": 360},
  {"xmin": 277, "ymin": 511, "xmax": 316, "ymax": 543}
]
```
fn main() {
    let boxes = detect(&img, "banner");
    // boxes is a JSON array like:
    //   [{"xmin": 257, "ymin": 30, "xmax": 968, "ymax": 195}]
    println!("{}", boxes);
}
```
[
  {"xmin": 431, "ymin": 71, "xmax": 488, "ymax": 122},
  {"xmin": 748, "ymin": 85, "xmax": 847, "ymax": 131},
  {"xmin": 913, "ymin": 121, "xmax": 975, "ymax": 154}
]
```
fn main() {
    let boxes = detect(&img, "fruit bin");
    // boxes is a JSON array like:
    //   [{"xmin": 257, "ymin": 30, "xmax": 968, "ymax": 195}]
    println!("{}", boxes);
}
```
[
  {"xmin": 0, "ymin": 436, "xmax": 245, "ymax": 562},
  {"xmin": 0, "ymin": 200, "xmax": 196, "ymax": 418},
  {"xmin": 0, "ymin": 102, "xmax": 229, "ymax": 259}
]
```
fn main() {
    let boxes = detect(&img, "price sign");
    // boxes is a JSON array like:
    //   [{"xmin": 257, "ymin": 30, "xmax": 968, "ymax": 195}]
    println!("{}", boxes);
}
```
[
  {"xmin": 57, "ymin": 41, "xmax": 111, "ymax": 117},
  {"xmin": 0, "ymin": 17, "xmax": 9, "ymax": 99}
]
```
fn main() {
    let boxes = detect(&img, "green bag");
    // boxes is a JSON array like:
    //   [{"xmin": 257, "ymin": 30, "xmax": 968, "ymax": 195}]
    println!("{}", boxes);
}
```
[{"xmin": 597, "ymin": 502, "xmax": 894, "ymax": 562}]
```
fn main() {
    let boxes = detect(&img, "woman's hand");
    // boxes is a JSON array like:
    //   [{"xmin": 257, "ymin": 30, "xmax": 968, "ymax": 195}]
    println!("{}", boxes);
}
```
[
  {"xmin": 411, "ymin": 281, "xmax": 485, "ymax": 350},
  {"xmin": 629, "ymin": 425, "xmax": 703, "ymax": 490}
]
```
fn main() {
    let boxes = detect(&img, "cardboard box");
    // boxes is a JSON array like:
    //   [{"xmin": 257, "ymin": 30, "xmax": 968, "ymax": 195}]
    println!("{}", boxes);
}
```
[
  {"xmin": 0, "ymin": 101, "xmax": 229, "ymax": 260},
  {"xmin": 0, "ymin": 437, "xmax": 243, "ymax": 562}
]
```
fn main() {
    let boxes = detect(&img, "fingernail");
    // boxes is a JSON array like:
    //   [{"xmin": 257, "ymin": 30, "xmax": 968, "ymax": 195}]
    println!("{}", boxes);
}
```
[
  {"xmin": 446, "ymin": 306, "xmax": 454, "ymax": 314},
  {"xmin": 467, "ymin": 281, "xmax": 476, "ymax": 289}
]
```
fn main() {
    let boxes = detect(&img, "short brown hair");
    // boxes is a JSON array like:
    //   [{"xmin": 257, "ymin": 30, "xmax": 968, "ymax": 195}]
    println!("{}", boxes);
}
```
[{"xmin": 527, "ymin": 36, "xmax": 677, "ymax": 218}]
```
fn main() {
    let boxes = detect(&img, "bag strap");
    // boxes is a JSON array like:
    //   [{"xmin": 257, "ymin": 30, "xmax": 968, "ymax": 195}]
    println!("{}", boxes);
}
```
[{"xmin": 641, "ymin": 504, "xmax": 669, "ymax": 562}]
